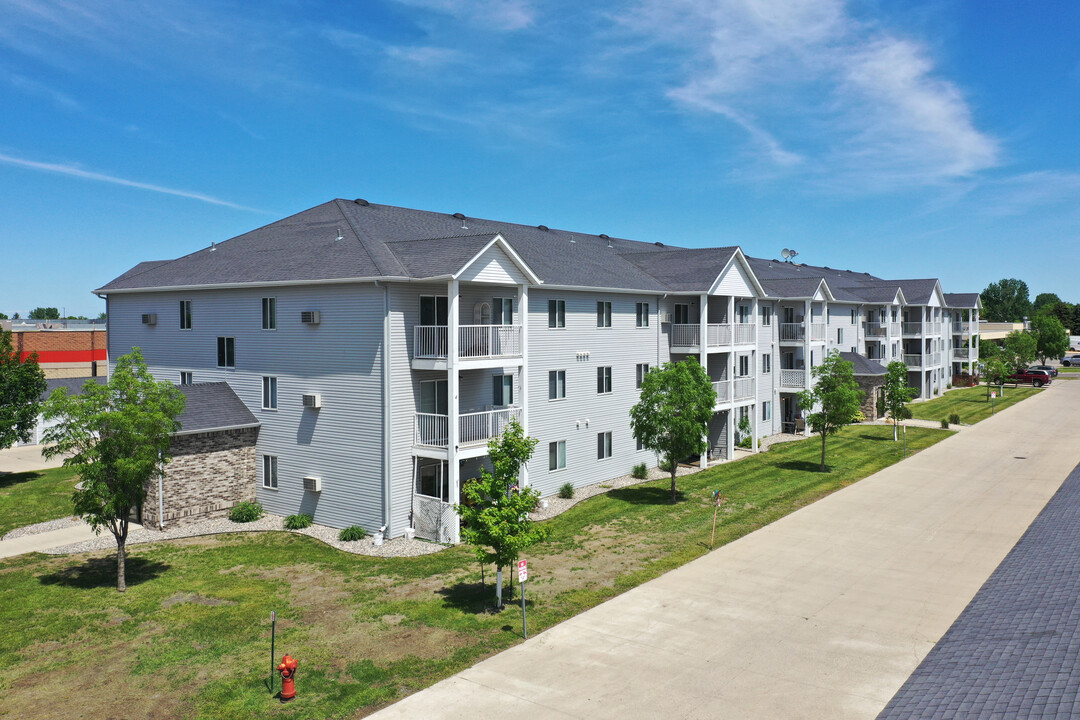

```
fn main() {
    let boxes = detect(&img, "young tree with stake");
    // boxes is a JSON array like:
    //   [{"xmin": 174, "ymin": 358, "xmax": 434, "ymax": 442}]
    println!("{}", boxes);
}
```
[
  {"xmin": 797, "ymin": 351, "xmax": 864, "ymax": 472},
  {"xmin": 881, "ymin": 361, "xmax": 918, "ymax": 441},
  {"xmin": 42, "ymin": 348, "xmax": 185, "ymax": 592}
]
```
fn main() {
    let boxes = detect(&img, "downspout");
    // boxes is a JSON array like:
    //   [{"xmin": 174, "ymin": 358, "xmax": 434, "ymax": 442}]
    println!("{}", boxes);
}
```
[{"xmin": 377, "ymin": 281, "xmax": 393, "ymax": 536}]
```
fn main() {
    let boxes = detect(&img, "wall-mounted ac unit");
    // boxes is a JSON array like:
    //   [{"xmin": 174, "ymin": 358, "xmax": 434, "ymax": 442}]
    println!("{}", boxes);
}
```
[
  {"xmin": 300, "ymin": 310, "xmax": 321, "ymax": 325},
  {"xmin": 141, "ymin": 313, "xmax": 157, "ymax": 325},
  {"xmin": 662, "ymin": 313, "xmax": 672, "ymax": 323},
  {"xmin": 302, "ymin": 393, "xmax": 322, "ymax": 409},
  {"xmin": 302, "ymin": 476, "xmax": 322, "ymax": 492}
]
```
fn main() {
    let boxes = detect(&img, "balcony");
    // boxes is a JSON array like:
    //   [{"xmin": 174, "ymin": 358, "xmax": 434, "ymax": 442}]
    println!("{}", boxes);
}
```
[
  {"xmin": 903, "ymin": 354, "xmax": 922, "ymax": 368},
  {"xmin": 864, "ymin": 322, "xmax": 886, "ymax": 337},
  {"xmin": 902, "ymin": 322, "xmax": 922, "ymax": 336},
  {"xmin": 672, "ymin": 322, "xmax": 756, "ymax": 350},
  {"xmin": 670, "ymin": 323, "xmax": 700, "ymax": 349},
  {"xmin": 733, "ymin": 377, "xmax": 755, "ymax": 401},
  {"xmin": 734, "ymin": 323, "xmax": 756, "ymax": 344},
  {"xmin": 712, "ymin": 380, "xmax": 730, "ymax": 405},
  {"xmin": 779, "ymin": 323, "xmax": 804, "ymax": 342},
  {"xmin": 890, "ymin": 322, "xmax": 901, "ymax": 336},
  {"xmin": 780, "ymin": 368, "xmax": 806, "ymax": 389},
  {"xmin": 952, "ymin": 322, "xmax": 975, "ymax": 336},
  {"xmin": 953, "ymin": 347, "xmax": 976, "ymax": 360},
  {"xmin": 413, "ymin": 325, "xmax": 522, "ymax": 368},
  {"xmin": 810, "ymin": 323, "xmax": 826, "ymax": 342},
  {"xmin": 414, "ymin": 407, "xmax": 523, "ymax": 451}
]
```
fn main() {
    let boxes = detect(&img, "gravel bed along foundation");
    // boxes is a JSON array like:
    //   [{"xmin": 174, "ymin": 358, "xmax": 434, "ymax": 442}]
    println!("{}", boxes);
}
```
[{"xmin": 2, "ymin": 515, "xmax": 82, "ymax": 541}]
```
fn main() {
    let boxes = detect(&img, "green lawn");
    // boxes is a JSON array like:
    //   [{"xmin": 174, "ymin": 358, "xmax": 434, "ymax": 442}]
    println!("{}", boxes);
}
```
[
  {"xmin": 0, "ymin": 466, "xmax": 79, "ymax": 536},
  {"xmin": 908, "ymin": 384, "xmax": 1041, "ymax": 425},
  {"xmin": 0, "ymin": 425, "xmax": 950, "ymax": 719},
  {"xmin": 1058, "ymin": 367, "xmax": 1080, "ymax": 373}
]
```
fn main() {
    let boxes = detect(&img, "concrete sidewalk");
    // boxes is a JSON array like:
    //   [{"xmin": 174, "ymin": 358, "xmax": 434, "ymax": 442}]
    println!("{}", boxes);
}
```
[
  {"xmin": 371, "ymin": 383, "xmax": 1080, "ymax": 719},
  {"xmin": 0, "ymin": 444, "xmax": 65, "ymax": 474},
  {"xmin": 0, "ymin": 522, "xmax": 100, "ymax": 559}
]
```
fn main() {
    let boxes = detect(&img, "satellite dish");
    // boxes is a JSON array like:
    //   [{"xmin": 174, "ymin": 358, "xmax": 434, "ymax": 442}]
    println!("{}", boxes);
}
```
[{"xmin": 781, "ymin": 248, "xmax": 790, "ymax": 259}]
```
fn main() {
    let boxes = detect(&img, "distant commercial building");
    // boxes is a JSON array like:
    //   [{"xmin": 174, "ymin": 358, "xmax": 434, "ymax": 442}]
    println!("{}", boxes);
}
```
[{"xmin": 2, "ymin": 319, "xmax": 107, "ymax": 378}]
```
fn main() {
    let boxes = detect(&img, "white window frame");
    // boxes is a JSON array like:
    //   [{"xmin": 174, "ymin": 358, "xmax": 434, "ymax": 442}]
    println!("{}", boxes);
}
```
[
  {"xmin": 180, "ymin": 371, "xmax": 193, "ymax": 385},
  {"xmin": 262, "ymin": 455, "xmax": 278, "ymax": 489},
  {"xmin": 262, "ymin": 376, "xmax": 278, "ymax": 410},
  {"xmin": 762, "ymin": 354, "xmax": 771, "ymax": 374},
  {"xmin": 493, "ymin": 374, "xmax": 514, "ymax": 407},
  {"xmin": 493, "ymin": 297, "xmax": 513, "ymax": 325},
  {"xmin": 261, "ymin": 297, "xmax": 276, "ymax": 331},
  {"xmin": 549, "ymin": 440, "xmax": 566, "ymax": 471},
  {"xmin": 636, "ymin": 302, "xmax": 650, "ymax": 328},
  {"xmin": 738, "ymin": 355, "xmax": 750, "ymax": 377},
  {"xmin": 762, "ymin": 401, "xmax": 772, "ymax": 422},
  {"xmin": 548, "ymin": 370, "xmax": 566, "ymax": 400},
  {"xmin": 636, "ymin": 363, "xmax": 650, "ymax": 388},
  {"xmin": 179, "ymin": 300, "xmax": 192, "ymax": 330},
  {"xmin": 597, "ymin": 431, "xmax": 612, "ymax": 460},
  {"xmin": 837, "ymin": 328, "xmax": 844, "ymax": 345},
  {"xmin": 548, "ymin": 299, "xmax": 565, "ymax": 328},
  {"xmin": 761, "ymin": 306, "xmax": 771, "ymax": 326},
  {"xmin": 597, "ymin": 366, "xmax": 612, "ymax": 394},
  {"xmin": 674, "ymin": 303, "xmax": 690, "ymax": 324},
  {"xmin": 217, "ymin": 337, "xmax": 235, "ymax": 368},
  {"xmin": 597, "ymin": 301, "xmax": 612, "ymax": 328}
]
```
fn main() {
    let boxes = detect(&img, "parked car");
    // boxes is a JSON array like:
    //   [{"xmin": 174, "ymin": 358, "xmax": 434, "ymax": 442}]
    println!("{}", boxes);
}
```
[
  {"xmin": 1030, "ymin": 365, "xmax": 1059, "ymax": 377},
  {"xmin": 1007, "ymin": 369, "xmax": 1052, "ymax": 387},
  {"xmin": 1062, "ymin": 355, "xmax": 1080, "ymax": 367}
]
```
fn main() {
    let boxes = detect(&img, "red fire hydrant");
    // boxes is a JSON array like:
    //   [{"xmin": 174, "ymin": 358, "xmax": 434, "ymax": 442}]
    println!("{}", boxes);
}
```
[{"xmin": 277, "ymin": 654, "xmax": 298, "ymax": 702}]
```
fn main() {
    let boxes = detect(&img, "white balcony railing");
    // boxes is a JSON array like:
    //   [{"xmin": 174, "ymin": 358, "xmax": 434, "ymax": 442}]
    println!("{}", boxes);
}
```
[
  {"xmin": 707, "ymin": 323, "xmax": 731, "ymax": 347},
  {"xmin": 864, "ymin": 322, "xmax": 886, "ymax": 337},
  {"xmin": 413, "ymin": 325, "xmax": 522, "ymax": 360},
  {"xmin": 733, "ymin": 377, "xmax": 755, "ymax": 401},
  {"xmin": 890, "ymin": 322, "xmax": 901, "ymax": 336},
  {"xmin": 779, "ymin": 323, "xmax": 805, "ymax": 342},
  {"xmin": 414, "ymin": 407, "xmax": 523, "ymax": 448},
  {"xmin": 903, "ymin": 354, "xmax": 922, "ymax": 368},
  {"xmin": 734, "ymin": 323, "xmax": 756, "ymax": 344},
  {"xmin": 712, "ymin": 380, "xmax": 731, "ymax": 404},
  {"xmin": 780, "ymin": 369, "xmax": 805, "ymax": 389},
  {"xmin": 930, "ymin": 322, "xmax": 942, "ymax": 335},
  {"xmin": 810, "ymin": 323, "xmax": 826, "ymax": 342},
  {"xmin": 902, "ymin": 322, "xmax": 922, "ymax": 336},
  {"xmin": 670, "ymin": 324, "xmax": 700, "ymax": 348},
  {"xmin": 953, "ymin": 347, "xmax": 975, "ymax": 359}
]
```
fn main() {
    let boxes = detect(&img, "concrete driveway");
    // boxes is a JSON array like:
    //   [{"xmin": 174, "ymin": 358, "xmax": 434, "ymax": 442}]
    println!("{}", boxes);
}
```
[
  {"xmin": 0, "ymin": 444, "xmax": 65, "ymax": 474},
  {"xmin": 371, "ymin": 381, "xmax": 1080, "ymax": 719}
]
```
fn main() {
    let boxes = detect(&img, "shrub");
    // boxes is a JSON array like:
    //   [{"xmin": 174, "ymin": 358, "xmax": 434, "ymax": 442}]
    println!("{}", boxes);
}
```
[
  {"xmin": 284, "ymin": 513, "xmax": 313, "ymax": 530},
  {"xmin": 338, "ymin": 525, "xmax": 368, "ymax": 542},
  {"xmin": 940, "ymin": 419, "xmax": 949, "ymax": 429},
  {"xmin": 558, "ymin": 482, "xmax": 575, "ymax": 499},
  {"xmin": 229, "ymin": 501, "xmax": 263, "ymax": 523},
  {"xmin": 659, "ymin": 457, "xmax": 674, "ymax": 473},
  {"xmin": 631, "ymin": 462, "xmax": 648, "ymax": 480},
  {"xmin": 949, "ymin": 412, "xmax": 961, "ymax": 425},
  {"xmin": 738, "ymin": 436, "xmax": 752, "ymax": 449},
  {"xmin": 851, "ymin": 410, "xmax": 866, "ymax": 423}
]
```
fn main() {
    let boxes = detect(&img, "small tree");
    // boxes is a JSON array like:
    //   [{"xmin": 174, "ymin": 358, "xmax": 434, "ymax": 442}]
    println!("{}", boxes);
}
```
[
  {"xmin": 0, "ymin": 330, "xmax": 47, "ymax": 449},
  {"xmin": 28, "ymin": 307, "xmax": 60, "ymax": 320},
  {"xmin": 1001, "ymin": 330, "xmax": 1037, "ymax": 373},
  {"xmin": 1029, "ymin": 314, "xmax": 1069, "ymax": 364},
  {"xmin": 42, "ymin": 348, "xmax": 185, "ymax": 592},
  {"xmin": 456, "ymin": 419, "xmax": 548, "ymax": 609},
  {"xmin": 881, "ymin": 361, "xmax": 917, "ymax": 441},
  {"xmin": 630, "ymin": 358, "xmax": 716, "ymax": 503},
  {"xmin": 797, "ymin": 351, "xmax": 864, "ymax": 472}
]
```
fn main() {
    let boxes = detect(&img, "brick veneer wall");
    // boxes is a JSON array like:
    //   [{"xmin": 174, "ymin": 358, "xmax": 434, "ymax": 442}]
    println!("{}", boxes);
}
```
[
  {"xmin": 143, "ymin": 427, "xmax": 258, "ymax": 529},
  {"xmin": 13, "ymin": 329, "xmax": 107, "ymax": 378}
]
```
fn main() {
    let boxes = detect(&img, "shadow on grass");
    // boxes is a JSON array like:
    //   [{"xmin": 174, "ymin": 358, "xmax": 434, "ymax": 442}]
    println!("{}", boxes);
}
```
[
  {"xmin": 774, "ymin": 460, "xmax": 823, "ymax": 473},
  {"xmin": 0, "ymin": 470, "xmax": 44, "ymax": 489},
  {"xmin": 437, "ymin": 579, "xmax": 507, "ymax": 614},
  {"xmin": 856, "ymin": 434, "xmax": 892, "ymax": 441},
  {"xmin": 39, "ymin": 555, "xmax": 169, "ymax": 589},
  {"xmin": 608, "ymin": 486, "xmax": 686, "ymax": 505}
]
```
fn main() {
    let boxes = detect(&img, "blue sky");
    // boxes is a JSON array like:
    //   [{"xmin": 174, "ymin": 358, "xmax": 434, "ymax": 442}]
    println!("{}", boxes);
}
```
[{"xmin": 2, "ymin": 0, "xmax": 1078, "ymax": 317}]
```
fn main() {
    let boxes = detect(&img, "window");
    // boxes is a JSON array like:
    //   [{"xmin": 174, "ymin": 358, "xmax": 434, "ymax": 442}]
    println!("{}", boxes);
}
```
[
  {"xmin": 837, "ymin": 328, "xmax": 844, "ymax": 344},
  {"xmin": 636, "ymin": 302, "xmax": 650, "ymax": 327},
  {"xmin": 419, "ymin": 295, "xmax": 448, "ymax": 325},
  {"xmin": 737, "ymin": 305, "xmax": 751, "ymax": 324},
  {"xmin": 262, "ymin": 297, "xmax": 276, "ymax": 330},
  {"xmin": 850, "ymin": 309, "xmax": 857, "ymax": 324},
  {"xmin": 548, "ymin": 370, "xmax": 566, "ymax": 400},
  {"xmin": 762, "ymin": 354, "xmax": 771, "ymax": 374},
  {"xmin": 597, "ymin": 301, "xmax": 612, "ymax": 327},
  {"xmin": 180, "ymin": 371, "xmax": 193, "ymax": 385},
  {"xmin": 493, "ymin": 374, "xmax": 514, "ymax": 406},
  {"xmin": 762, "ymin": 401, "xmax": 772, "ymax": 422},
  {"xmin": 636, "ymin": 363, "xmax": 650, "ymax": 388},
  {"xmin": 179, "ymin": 300, "xmax": 192, "ymax": 330},
  {"xmin": 597, "ymin": 366, "xmax": 612, "ymax": 394},
  {"xmin": 549, "ymin": 441, "xmax": 566, "ymax": 471},
  {"xmin": 420, "ymin": 379, "xmax": 448, "ymax": 415},
  {"xmin": 637, "ymin": 437, "xmax": 644, "ymax": 451},
  {"xmin": 217, "ymin": 337, "xmax": 235, "ymax": 368},
  {"xmin": 761, "ymin": 306, "xmax": 772, "ymax": 326},
  {"xmin": 597, "ymin": 431, "xmax": 612, "ymax": 460},
  {"xmin": 548, "ymin": 299, "xmax": 565, "ymax": 328},
  {"xmin": 738, "ymin": 355, "xmax": 750, "ymax": 377},
  {"xmin": 674, "ymin": 303, "xmax": 690, "ymax": 324},
  {"xmin": 262, "ymin": 455, "xmax": 278, "ymax": 489},
  {"xmin": 493, "ymin": 297, "xmax": 513, "ymax": 325},
  {"xmin": 262, "ymin": 376, "xmax": 278, "ymax": 409}
]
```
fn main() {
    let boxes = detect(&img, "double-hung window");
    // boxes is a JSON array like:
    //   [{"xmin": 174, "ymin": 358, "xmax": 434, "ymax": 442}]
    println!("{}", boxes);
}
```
[
  {"xmin": 262, "ymin": 297, "xmax": 276, "ymax": 330},
  {"xmin": 262, "ymin": 376, "xmax": 278, "ymax": 409},
  {"xmin": 548, "ymin": 370, "xmax": 566, "ymax": 400},
  {"xmin": 180, "ymin": 371, "xmax": 193, "ymax": 385},
  {"xmin": 597, "ymin": 366, "xmax": 612, "ymax": 394},
  {"xmin": 636, "ymin": 363, "xmax": 650, "ymax": 388},
  {"xmin": 217, "ymin": 337, "xmax": 235, "ymax": 368},
  {"xmin": 761, "ymin": 306, "xmax": 772, "ymax": 326},
  {"xmin": 738, "ymin": 355, "xmax": 750, "ymax": 377},
  {"xmin": 597, "ymin": 431, "xmax": 612, "ymax": 460},
  {"xmin": 262, "ymin": 455, "xmax": 278, "ymax": 489},
  {"xmin": 762, "ymin": 401, "xmax": 772, "ymax": 422},
  {"xmin": 548, "ymin": 299, "xmax": 565, "ymax": 328},
  {"xmin": 179, "ymin": 300, "xmax": 192, "ymax": 330},
  {"xmin": 636, "ymin": 302, "xmax": 649, "ymax": 327},
  {"xmin": 549, "ymin": 441, "xmax": 566, "ymax": 471},
  {"xmin": 762, "ymin": 354, "xmax": 771, "ymax": 374},
  {"xmin": 837, "ymin": 328, "xmax": 844, "ymax": 345},
  {"xmin": 597, "ymin": 301, "xmax": 612, "ymax": 328}
]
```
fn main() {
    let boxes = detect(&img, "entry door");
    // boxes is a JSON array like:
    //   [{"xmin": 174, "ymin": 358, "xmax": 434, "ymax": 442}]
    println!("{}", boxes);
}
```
[
  {"xmin": 782, "ymin": 307, "xmax": 795, "ymax": 324},
  {"xmin": 674, "ymin": 303, "xmax": 690, "ymax": 324},
  {"xmin": 493, "ymin": 374, "xmax": 514, "ymax": 407},
  {"xmin": 420, "ymin": 296, "xmax": 448, "ymax": 326},
  {"xmin": 420, "ymin": 380, "xmax": 448, "ymax": 415}
]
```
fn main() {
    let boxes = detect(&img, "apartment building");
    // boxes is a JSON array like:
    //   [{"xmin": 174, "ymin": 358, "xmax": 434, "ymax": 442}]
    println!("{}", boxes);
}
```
[{"xmin": 96, "ymin": 199, "xmax": 980, "ymax": 541}]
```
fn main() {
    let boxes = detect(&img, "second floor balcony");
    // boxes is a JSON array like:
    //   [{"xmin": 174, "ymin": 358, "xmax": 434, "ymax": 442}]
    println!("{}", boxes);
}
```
[
  {"xmin": 779, "ymin": 322, "xmax": 826, "ymax": 343},
  {"xmin": 864, "ymin": 322, "xmax": 887, "ymax": 338},
  {"xmin": 671, "ymin": 322, "xmax": 756, "ymax": 350},
  {"xmin": 779, "ymin": 368, "xmax": 806, "ymax": 389},
  {"xmin": 903, "ymin": 354, "xmax": 922, "ymax": 368},
  {"xmin": 414, "ymin": 406, "xmax": 522, "ymax": 452},
  {"xmin": 414, "ymin": 324, "xmax": 522, "ymax": 366}
]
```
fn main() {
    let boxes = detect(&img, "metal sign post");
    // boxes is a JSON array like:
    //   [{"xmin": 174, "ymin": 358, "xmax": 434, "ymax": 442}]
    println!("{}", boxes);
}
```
[
  {"xmin": 270, "ymin": 610, "xmax": 276, "ymax": 695},
  {"xmin": 991, "ymin": 390, "xmax": 997, "ymax": 415},
  {"xmin": 517, "ymin": 559, "xmax": 528, "ymax": 639}
]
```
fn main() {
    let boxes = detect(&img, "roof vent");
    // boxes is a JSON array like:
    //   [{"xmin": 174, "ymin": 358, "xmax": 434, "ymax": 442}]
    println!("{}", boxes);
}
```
[
  {"xmin": 537, "ymin": 224, "xmax": 549, "ymax": 231},
  {"xmin": 354, "ymin": 198, "xmax": 369, "ymax": 206},
  {"xmin": 599, "ymin": 233, "xmax": 609, "ymax": 239},
  {"xmin": 452, "ymin": 212, "xmax": 465, "ymax": 220},
  {"xmin": 654, "ymin": 241, "xmax": 664, "ymax": 247}
]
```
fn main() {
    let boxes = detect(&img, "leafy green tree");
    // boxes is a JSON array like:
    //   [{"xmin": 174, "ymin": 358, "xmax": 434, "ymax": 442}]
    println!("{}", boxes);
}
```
[
  {"xmin": 984, "ymin": 356, "xmax": 1009, "ymax": 399},
  {"xmin": 981, "ymin": 279, "xmax": 1032, "ymax": 323},
  {"xmin": 0, "ymin": 312, "xmax": 9, "ymax": 319},
  {"xmin": 797, "ymin": 351, "xmax": 865, "ymax": 472},
  {"xmin": 881, "ymin": 361, "xmax": 917, "ymax": 441},
  {"xmin": 456, "ymin": 418, "xmax": 548, "ymax": 608},
  {"xmin": 1033, "ymin": 293, "xmax": 1062, "ymax": 313},
  {"xmin": 42, "ymin": 348, "xmax": 185, "ymax": 592},
  {"xmin": 0, "ymin": 330, "xmax": 47, "ymax": 449},
  {"xmin": 1001, "ymin": 330, "xmax": 1037, "ymax": 373},
  {"xmin": 1028, "ymin": 314, "xmax": 1069, "ymax": 364},
  {"xmin": 630, "ymin": 358, "xmax": 716, "ymax": 503},
  {"xmin": 28, "ymin": 307, "xmax": 60, "ymax": 320}
]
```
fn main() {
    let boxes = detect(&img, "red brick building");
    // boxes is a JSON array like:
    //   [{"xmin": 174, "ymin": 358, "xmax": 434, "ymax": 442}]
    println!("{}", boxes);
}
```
[{"xmin": 5, "ymin": 323, "xmax": 108, "ymax": 378}]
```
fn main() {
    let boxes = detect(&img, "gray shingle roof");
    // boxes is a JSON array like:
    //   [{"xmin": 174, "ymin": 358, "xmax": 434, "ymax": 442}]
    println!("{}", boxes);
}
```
[
  {"xmin": 620, "ymin": 247, "xmax": 739, "ymax": 292},
  {"xmin": 838, "ymin": 352, "xmax": 887, "ymax": 376},
  {"xmin": 174, "ymin": 382, "xmax": 259, "ymax": 435},
  {"xmin": 944, "ymin": 292, "xmax": 980, "ymax": 308},
  {"xmin": 40, "ymin": 376, "xmax": 106, "ymax": 401}
]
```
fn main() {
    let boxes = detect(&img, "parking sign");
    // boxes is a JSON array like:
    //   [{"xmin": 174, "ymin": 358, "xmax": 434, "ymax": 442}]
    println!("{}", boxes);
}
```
[{"xmin": 517, "ymin": 559, "xmax": 527, "ymax": 583}]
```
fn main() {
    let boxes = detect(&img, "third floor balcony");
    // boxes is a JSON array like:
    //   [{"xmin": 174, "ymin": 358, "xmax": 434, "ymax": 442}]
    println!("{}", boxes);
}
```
[{"xmin": 413, "ymin": 324, "xmax": 522, "ymax": 368}]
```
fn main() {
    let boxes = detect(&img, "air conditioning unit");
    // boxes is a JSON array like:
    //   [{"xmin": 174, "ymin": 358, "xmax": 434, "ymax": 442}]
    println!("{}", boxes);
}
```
[
  {"xmin": 141, "ymin": 313, "xmax": 157, "ymax": 325},
  {"xmin": 302, "ymin": 393, "xmax": 322, "ymax": 409},
  {"xmin": 302, "ymin": 476, "xmax": 322, "ymax": 492},
  {"xmin": 662, "ymin": 313, "xmax": 673, "ymax": 323},
  {"xmin": 300, "ymin": 310, "xmax": 321, "ymax": 325}
]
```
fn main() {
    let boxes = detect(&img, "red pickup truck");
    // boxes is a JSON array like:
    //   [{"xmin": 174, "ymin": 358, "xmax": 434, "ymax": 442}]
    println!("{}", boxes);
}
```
[{"xmin": 1006, "ymin": 369, "xmax": 1052, "ymax": 387}]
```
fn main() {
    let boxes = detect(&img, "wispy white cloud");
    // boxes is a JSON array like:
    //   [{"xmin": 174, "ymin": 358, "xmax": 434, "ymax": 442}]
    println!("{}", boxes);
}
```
[
  {"xmin": 3, "ymin": 70, "xmax": 82, "ymax": 111},
  {"xmin": 391, "ymin": 0, "xmax": 536, "ymax": 31},
  {"xmin": 0, "ymin": 152, "xmax": 269, "ymax": 212}
]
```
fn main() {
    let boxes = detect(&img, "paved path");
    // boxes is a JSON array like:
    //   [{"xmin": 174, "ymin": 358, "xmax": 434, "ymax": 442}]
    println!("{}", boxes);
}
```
[
  {"xmin": 0, "ymin": 522, "xmax": 100, "ymax": 559},
  {"xmin": 371, "ymin": 382, "xmax": 1080, "ymax": 719},
  {"xmin": 0, "ymin": 444, "xmax": 65, "ymax": 474},
  {"xmin": 878, "ymin": 460, "xmax": 1080, "ymax": 719}
]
